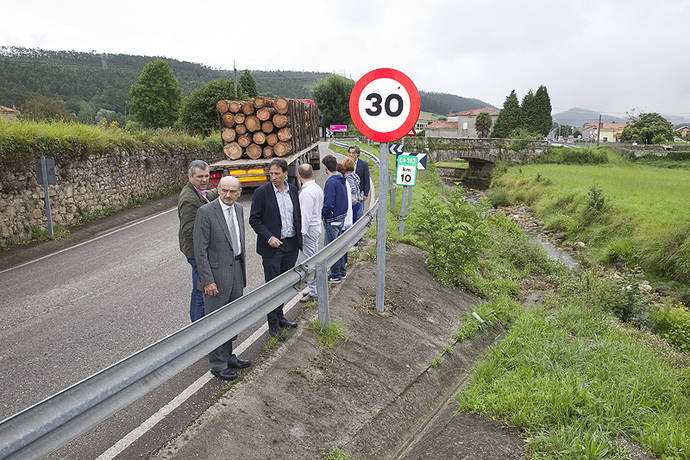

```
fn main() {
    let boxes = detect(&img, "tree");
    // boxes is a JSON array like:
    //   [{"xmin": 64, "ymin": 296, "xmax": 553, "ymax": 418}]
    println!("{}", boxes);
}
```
[
  {"xmin": 619, "ymin": 112, "xmax": 673, "ymax": 144},
  {"xmin": 19, "ymin": 94, "xmax": 77, "ymax": 122},
  {"xmin": 533, "ymin": 85, "xmax": 553, "ymax": 136},
  {"xmin": 128, "ymin": 59, "xmax": 182, "ymax": 128},
  {"xmin": 238, "ymin": 70, "xmax": 257, "ymax": 98},
  {"xmin": 311, "ymin": 74, "xmax": 355, "ymax": 127},
  {"xmin": 491, "ymin": 90, "xmax": 520, "ymax": 138},
  {"xmin": 180, "ymin": 79, "xmax": 246, "ymax": 136},
  {"xmin": 519, "ymin": 90, "xmax": 538, "ymax": 134},
  {"xmin": 475, "ymin": 112, "xmax": 492, "ymax": 138}
]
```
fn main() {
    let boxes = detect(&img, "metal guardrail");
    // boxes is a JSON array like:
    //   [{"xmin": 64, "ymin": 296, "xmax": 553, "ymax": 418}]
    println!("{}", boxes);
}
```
[{"xmin": 0, "ymin": 142, "xmax": 380, "ymax": 459}]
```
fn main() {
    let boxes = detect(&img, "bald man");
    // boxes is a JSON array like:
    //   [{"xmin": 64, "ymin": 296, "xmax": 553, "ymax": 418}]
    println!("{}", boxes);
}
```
[{"xmin": 194, "ymin": 176, "xmax": 251, "ymax": 380}]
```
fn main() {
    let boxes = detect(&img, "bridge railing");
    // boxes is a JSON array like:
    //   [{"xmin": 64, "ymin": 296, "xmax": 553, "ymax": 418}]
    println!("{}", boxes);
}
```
[{"xmin": 0, "ymin": 143, "xmax": 379, "ymax": 460}]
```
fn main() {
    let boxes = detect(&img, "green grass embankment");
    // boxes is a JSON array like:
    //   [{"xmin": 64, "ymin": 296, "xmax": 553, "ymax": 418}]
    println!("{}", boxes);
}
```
[{"xmin": 334, "ymin": 147, "xmax": 690, "ymax": 458}]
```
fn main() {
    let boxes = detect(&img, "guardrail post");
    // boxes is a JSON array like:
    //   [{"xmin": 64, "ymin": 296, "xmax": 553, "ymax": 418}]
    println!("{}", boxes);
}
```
[{"xmin": 316, "ymin": 262, "xmax": 330, "ymax": 327}]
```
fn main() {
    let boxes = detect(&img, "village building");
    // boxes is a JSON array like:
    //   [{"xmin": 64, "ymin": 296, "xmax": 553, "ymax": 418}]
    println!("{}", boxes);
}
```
[{"xmin": 0, "ymin": 105, "xmax": 20, "ymax": 121}]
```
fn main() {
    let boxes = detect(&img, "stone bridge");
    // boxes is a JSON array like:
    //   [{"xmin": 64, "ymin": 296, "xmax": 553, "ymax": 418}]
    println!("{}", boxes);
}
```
[{"xmin": 406, "ymin": 137, "xmax": 549, "ymax": 188}]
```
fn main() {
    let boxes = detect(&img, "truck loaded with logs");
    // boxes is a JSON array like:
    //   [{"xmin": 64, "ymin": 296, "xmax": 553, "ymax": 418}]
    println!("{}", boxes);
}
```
[{"xmin": 208, "ymin": 95, "xmax": 321, "ymax": 189}]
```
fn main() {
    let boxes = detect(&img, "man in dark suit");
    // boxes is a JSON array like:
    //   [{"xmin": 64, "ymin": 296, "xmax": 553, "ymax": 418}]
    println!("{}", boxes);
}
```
[
  {"xmin": 349, "ymin": 145, "xmax": 370, "ymax": 221},
  {"xmin": 249, "ymin": 158, "xmax": 301, "ymax": 340},
  {"xmin": 193, "ymin": 176, "xmax": 251, "ymax": 380},
  {"xmin": 178, "ymin": 160, "xmax": 219, "ymax": 322}
]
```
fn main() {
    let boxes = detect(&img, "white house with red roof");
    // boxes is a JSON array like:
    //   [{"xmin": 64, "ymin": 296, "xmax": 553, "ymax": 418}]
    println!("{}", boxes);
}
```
[{"xmin": 427, "ymin": 107, "xmax": 500, "ymax": 138}]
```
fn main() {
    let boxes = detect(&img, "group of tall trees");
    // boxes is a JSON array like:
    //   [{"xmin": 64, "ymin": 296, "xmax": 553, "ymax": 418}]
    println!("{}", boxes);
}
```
[
  {"xmin": 491, "ymin": 86, "xmax": 552, "ymax": 138},
  {"xmin": 128, "ymin": 61, "xmax": 260, "ymax": 131}
]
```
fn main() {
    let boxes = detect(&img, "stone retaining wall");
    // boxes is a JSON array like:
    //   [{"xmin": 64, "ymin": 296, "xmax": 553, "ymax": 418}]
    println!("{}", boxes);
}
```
[{"xmin": 0, "ymin": 147, "xmax": 217, "ymax": 245}]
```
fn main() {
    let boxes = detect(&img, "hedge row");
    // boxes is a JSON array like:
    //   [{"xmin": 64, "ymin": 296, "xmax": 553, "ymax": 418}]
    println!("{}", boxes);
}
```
[{"xmin": 0, "ymin": 120, "xmax": 221, "ymax": 173}]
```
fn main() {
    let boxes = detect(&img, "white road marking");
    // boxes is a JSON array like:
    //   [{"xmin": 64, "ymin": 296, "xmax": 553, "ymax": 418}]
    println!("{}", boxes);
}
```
[
  {"xmin": 95, "ymin": 295, "xmax": 303, "ymax": 460},
  {"xmin": 0, "ymin": 208, "xmax": 177, "ymax": 275}
]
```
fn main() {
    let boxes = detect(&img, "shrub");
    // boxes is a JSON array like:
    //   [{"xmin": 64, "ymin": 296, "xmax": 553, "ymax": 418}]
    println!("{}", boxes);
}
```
[
  {"xmin": 410, "ymin": 186, "xmax": 489, "ymax": 286},
  {"xmin": 668, "ymin": 150, "xmax": 690, "ymax": 161},
  {"xmin": 602, "ymin": 237, "xmax": 639, "ymax": 266},
  {"xmin": 650, "ymin": 303, "xmax": 690, "ymax": 352},
  {"xmin": 537, "ymin": 147, "xmax": 609, "ymax": 165},
  {"xmin": 544, "ymin": 214, "xmax": 576, "ymax": 234},
  {"xmin": 485, "ymin": 188, "xmax": 511, "ymax": 207}
]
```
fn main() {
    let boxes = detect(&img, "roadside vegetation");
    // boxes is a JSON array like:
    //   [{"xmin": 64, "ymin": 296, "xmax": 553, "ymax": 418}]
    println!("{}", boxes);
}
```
[
  {"xmin": 334, "ymin": 146, "xmax": 690, "ymax": 458},
  {"xmin": 0, "ymin": 118, "xmax": 220, "ymax": 174},
  {"xmin": 490, "ymin": 147, "xmax": 690, "ymax": 299}
]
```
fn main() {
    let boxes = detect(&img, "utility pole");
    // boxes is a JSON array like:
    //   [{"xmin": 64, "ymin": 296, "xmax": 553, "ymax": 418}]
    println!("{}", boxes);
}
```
[
  {"xmin": 596, "ymin": 114, "xmax": 602, "ymax": 147},
  {"xmin": 234, "ymin": 60, "xmax": 238, "ymax": 98}
]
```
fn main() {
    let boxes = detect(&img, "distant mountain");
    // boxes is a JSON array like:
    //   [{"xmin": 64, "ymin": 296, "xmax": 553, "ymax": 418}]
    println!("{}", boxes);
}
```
[
  {"xmin": 419, "ymin": 91, "xmax": 495, "ymax": 116},
  {"xmin": 553, "ymin": 107, "xmax": 627, "ymax": 127},
  {"xmin": 0, "ymin": 46, "xmax": 493, "ymax": 123},
  {"xmin": 554, "ymin": 106, "xmax": 690, "ymax": 128}
]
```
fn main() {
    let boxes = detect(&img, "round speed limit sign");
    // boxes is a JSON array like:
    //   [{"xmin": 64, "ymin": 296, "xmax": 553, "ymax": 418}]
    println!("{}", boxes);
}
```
[{"xmin": 349, "ymin": 68, "xmax": 420, "ymax": 142}]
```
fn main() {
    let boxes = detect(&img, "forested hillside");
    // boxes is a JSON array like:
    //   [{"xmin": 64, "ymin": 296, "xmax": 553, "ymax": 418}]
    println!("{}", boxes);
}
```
[{"xmin": 0, "ymin": 46, "xmax": 493, "ymax": 124}]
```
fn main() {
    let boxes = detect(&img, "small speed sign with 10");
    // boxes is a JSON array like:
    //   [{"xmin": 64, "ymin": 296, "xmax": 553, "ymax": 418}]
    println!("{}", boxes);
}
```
[
  {"xmin": 349, "ymin": 68, "xmax": 420, "ymax": 143},
  {"xmin": 396, "ymin": 155, "xmax": 418, "ymax": 186}
]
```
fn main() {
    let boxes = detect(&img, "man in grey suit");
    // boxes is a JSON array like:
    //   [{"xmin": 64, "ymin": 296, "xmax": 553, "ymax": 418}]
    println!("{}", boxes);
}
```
[{"xmin": 193, "ymin": 176, "xmax": 251, "ymax": 380}]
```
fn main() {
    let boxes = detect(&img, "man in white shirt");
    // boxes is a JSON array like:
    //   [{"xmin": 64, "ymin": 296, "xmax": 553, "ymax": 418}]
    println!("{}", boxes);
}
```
[{"xmin": 297, "ymin": 164, "xmax": 324, "ymax": 303}]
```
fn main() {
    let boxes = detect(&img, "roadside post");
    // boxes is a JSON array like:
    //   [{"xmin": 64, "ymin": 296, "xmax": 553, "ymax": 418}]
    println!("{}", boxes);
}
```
[
  {"xmin": 35, "ymin": 155, "xmax": 56, "ymax": 237},
  {"xmin": 349, "ymin": 68, "xmax": 420, "ymax": 313},
  {"xmin": 395, "ymin": 154, "xmax": 418, "ymax": 235}
]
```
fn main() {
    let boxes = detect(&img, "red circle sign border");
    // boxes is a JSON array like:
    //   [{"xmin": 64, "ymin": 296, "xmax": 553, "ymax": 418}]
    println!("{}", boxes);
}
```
[{"xmin": 349, "ymin": 68, "xmax": 421, "ymax": 143}]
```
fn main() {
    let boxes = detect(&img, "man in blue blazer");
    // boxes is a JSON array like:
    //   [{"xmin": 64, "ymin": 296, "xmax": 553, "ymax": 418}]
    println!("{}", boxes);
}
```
[
  {"xmin": 349, "ymin": 145, "xmax": 370, "ymax": 221},
  {"xmin": 249, "ymin": 158, "xmax": 302, "ymax": 340}
]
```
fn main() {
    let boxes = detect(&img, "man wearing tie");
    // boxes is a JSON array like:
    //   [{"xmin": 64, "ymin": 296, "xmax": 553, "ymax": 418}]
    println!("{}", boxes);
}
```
[
  {"xmin": 249, "ymin": 158, "xmax": 301, "ymax": 340},
  {"xmin": 193, "ymin": 176, "xmax": 251, "ymax": 380}
]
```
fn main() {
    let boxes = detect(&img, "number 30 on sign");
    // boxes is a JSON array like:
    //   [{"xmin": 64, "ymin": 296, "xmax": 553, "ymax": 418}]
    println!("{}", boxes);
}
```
[
  {"xmin": 349, "ymin": 68, "xmax": 420, "ymax": 143},
  {"xmin": 396, "ymin": 155, "xmax": 418, "ymax": 186}
]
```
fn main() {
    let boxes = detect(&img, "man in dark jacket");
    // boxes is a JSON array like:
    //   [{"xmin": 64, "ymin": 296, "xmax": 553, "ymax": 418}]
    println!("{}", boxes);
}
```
[
  {"xmin": 249, "ymin": 158, "xmax": 301, "ymax": 340},
  {"xmin": 178, "ymin": 160, "xmax": 218, "ymax": 322},
  {"xmin": 321, "ymin": 154, "xmax": 349, "ymax": 283}
]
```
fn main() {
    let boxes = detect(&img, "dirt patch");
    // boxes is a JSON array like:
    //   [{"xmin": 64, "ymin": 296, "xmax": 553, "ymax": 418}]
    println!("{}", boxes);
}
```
[{"xmin": 151, "ymin": 244, "xmax": 526, "ymax": 459}]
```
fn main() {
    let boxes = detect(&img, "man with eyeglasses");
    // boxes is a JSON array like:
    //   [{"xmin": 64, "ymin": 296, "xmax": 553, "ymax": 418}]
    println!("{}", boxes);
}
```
[{"xmin": 193, "ymin": 176, "xmax": 251, "ymax": 380}]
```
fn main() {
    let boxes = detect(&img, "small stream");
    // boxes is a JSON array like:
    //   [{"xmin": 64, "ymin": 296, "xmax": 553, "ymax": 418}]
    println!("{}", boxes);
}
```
[{"xmin": 463, "ymin": 189, "xmax": 579, "ymax": 271}]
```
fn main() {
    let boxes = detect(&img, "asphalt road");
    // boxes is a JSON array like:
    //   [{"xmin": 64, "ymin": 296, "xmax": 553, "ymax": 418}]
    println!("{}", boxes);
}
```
[{"xmin": 0, "ymin": 142, "xmax": 347, "ymax": 458}]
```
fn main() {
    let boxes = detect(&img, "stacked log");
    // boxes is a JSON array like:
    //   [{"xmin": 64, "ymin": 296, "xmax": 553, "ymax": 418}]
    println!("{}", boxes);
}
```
[{"xmin": 216, "ymin": 95, "xmax": 319, "ymax": 160}]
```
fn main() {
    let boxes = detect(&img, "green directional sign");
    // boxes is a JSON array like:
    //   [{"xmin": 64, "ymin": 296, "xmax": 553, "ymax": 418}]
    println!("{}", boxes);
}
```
[{"xmin": 396, "ymin": 154, "xmax": 418, "ymax": 186}]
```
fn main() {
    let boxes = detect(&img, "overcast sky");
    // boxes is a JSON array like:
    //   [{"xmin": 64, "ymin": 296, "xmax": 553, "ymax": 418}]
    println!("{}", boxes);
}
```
[{"xmin": 3, "ymin": 0, "xmax": 689, "ymax": 116}]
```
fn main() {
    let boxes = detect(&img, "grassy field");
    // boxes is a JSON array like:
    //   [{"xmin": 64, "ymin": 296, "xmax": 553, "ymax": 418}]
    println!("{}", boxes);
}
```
[{"xmin": 492, "ymin": 154, "xmax": 690, "ymax": 288}]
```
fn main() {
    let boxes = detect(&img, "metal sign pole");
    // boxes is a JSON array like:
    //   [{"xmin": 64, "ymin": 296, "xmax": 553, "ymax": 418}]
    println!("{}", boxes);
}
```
[
  {"xmin": 375, "ymin": 142, "xmax": 388, "ymax": 313},
  {"xmin": 407, "ymin": 185, "xmax": 413, "ymax": 215},
  {"xmin": 389, "ymin": 172, "xmax": 395, "ymax": 212},
  {"xmin": 399, "ymin": 187, "xmax": 408, "ymax": 236},
  {"xmin": 40, "ymin": 156, "xmax": 54, "ymax": 237}
]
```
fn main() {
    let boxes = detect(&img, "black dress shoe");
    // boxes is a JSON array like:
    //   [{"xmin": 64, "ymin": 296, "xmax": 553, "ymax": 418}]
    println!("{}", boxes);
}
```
[
  {"xmin": 279, "ymin": 319, "xmax": 298, "ymax": 329},
  {"xmin": 228, "ymin": 355, "xmax": 251, "ymax": 369},
  {"xmin": 211, "ymin": 368, "xmax": 238, "ymax": 381},
  {"xmin": 268, "ymin": 328, "xmax": 287, "ymax": 341}
]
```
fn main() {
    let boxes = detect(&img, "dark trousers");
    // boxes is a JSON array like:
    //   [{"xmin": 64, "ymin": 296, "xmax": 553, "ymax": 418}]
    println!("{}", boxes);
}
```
[
  {"xmin": 203, "ymin": 261, "xmax": 243, "ymax": 372},
  {"xmin": 261, "ymin": 236, "xmax": 299, "ymax": 332},
  {"xmin": 187, "ymin": 258, "xmax": 205, "ymax": 322}
]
